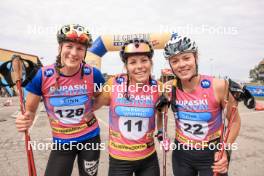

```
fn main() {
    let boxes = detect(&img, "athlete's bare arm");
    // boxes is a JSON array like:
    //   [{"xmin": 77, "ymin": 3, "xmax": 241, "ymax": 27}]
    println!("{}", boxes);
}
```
[
  {"xmin": 92, "ymin": 78, "xmax": 112, "ymax": 111},
  {"xmin": 214, "ymin": 78, "xmax": 241, "ymax": 144},
  {"xmin": 16, "ymin": 92, "xmax": 41, "ymax": 132}
]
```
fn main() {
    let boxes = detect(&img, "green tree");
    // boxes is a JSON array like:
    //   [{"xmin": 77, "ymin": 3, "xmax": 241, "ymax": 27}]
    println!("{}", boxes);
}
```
[{"xmin": 249, "ymin": 59, "xmax": 264, "ymax": 83}]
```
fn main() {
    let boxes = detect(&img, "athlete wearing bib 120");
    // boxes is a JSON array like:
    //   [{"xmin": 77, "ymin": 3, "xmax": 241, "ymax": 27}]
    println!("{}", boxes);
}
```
[
  {"xmin": 92, "ymin": 38, "xmax": 163, "ymax": 176},
  {"xmin": 163, "ymin": 33, "xmax": 241, "ymax": 176},
  {"xmin": 16, "ymin": 24, "xmax": 105, "ymax": 176}
]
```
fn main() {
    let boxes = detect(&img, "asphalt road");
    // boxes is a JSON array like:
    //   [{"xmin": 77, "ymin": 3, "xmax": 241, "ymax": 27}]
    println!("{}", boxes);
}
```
[{"xmin": 0, "ymin": 97, "xmax": 263, "ymax": 176}]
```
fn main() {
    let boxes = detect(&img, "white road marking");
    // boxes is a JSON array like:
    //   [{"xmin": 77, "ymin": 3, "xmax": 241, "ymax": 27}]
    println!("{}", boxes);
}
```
[{"xmin": 97, "ymin": 118, "xmax": 108, "ymax": 127}]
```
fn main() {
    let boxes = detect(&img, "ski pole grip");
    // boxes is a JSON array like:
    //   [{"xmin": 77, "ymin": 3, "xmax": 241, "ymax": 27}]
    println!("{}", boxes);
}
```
[
  {"xmin": 11, "ymin": 57, "xmax": 23, "ymax": 82},
  {"xmin": 155, "ymin": 94, "xmax": 170, "ymax": 112}
]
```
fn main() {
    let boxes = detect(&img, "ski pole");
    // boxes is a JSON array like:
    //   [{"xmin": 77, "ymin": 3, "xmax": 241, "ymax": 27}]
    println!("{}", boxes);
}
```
[
  {"xmin": 213, "ymin": 103, "xmax": 238, "ymax": 176},
  {"xmin": 161, "ymin": 104, "xmax": 169, "ymax": 176},
  {"xmin": 155, "ymin": 93, "xmax": 170, "ymax": 176},
  {"xmin": 12, "ymin": 58, "xmax": 37, "ymax": 176}
]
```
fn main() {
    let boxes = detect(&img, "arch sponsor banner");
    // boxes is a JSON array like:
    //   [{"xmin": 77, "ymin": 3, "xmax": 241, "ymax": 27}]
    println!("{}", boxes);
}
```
[
  {"xmin": 245, "ymin": 85, "xmax": 264, "ymax": 97},
  {"xmin": 85, "ymin": 33, "xmax": 171, "ymax": 69}
]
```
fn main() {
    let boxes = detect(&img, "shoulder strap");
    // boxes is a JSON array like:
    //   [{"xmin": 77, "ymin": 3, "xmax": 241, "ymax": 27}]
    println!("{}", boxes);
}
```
[{"xmin": 171, "ymin": 79, "xmax": 177, "ymax": 112}]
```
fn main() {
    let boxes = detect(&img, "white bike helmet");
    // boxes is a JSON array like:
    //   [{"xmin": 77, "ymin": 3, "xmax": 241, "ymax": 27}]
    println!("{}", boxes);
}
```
[{"xmin": 164, "ymin": 33, "xmax": 197, "ymax": 59}]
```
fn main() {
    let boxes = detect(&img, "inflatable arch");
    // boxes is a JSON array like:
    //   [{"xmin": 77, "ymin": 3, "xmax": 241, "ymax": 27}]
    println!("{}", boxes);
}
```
[{"xmin": 85, "ymin": 32, "xmax": 171, "ymax": 69}]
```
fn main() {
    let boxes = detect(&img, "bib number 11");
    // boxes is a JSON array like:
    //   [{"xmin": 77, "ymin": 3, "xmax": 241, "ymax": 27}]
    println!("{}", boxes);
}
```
[
  {"xmin": 119, "ymin": 117, "xmax": 149, "ymax": 140},
  {"xmin": 124, "ymin": 120, "xmax": 142, "ymax": 132}
]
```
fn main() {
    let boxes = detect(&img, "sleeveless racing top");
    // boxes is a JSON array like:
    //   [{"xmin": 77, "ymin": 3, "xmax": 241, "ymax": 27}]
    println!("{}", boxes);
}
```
[
  {"xmin": 171, "ymin": 75, "xmax": 222, "ymax": 147},
  {"xmin": 41, "ymin": 64, "xmax": 99, "ymax": 143},
  {"xmin": 108, "ymin": 74, "xmax": 161, "ymax": 160}
]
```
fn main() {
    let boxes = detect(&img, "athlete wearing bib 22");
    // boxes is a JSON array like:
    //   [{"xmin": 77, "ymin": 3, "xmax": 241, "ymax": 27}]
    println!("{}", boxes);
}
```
[
  {"xmin": 173, "ymin": 75, "xmax": 222, "ymax": 146},
  {"xmin": 163, "ymin": 33, "xmax": 241, "ymax": 176},
  {"xmin": 16, "ymin": 24, "xmax": 105, "ymax": 176},
  {"xmin": 92, "ymin": 38, "xmax": 163, "ymax": 176}
]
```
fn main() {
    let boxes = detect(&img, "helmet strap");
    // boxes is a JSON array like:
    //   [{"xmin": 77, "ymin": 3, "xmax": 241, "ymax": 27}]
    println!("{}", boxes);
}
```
[
  {"xmin": 188, "ymin": 56, "xmax": 198, "ymax": 82},
  {"xmin": 124, "ymin": 74, "xmax": 130, "ymax": 100},
  {"xmin": 80, "ymin": 46, "xmax": 89, "ymax": 79}
]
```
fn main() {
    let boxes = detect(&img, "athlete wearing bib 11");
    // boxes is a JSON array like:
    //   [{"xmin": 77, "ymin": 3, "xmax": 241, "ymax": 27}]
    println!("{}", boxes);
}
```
[
  {"xmin": 15, "ymin": 24, "xmax": 105, "ymax": 176},
  {"xmin": 92, "ymin": 38, "xmax": 163, "ymax": 176},
  {"xmin": 163, "ymin": 33, "xmax": 241, "ymax": 176}
]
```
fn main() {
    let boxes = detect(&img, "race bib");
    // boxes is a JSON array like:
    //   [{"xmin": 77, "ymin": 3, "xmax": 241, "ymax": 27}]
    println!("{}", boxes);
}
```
[
  {"xmin": 54, "ymin": 105, "xmax": 85, "ymax": 124},
  {"xmin": 119, "ymin": 116, "xmax": 149, "ymax": 140},
  {"xmin": 178, "ymin": 119, "xmax": 209, "ymax": 140}
]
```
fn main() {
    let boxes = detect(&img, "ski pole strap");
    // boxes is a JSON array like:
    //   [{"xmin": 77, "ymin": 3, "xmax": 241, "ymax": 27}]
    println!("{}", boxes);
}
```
[
  {"xmin": 228, "ymin": 78, "xmax": 244, "ymax": 101},
  {"xmin": 0, "ymin": 55, "xmax": 40, "ymax": 88},
  {"xmin": 155, "ymin": 93, "xmax": 170, "ymax": 112},
  {"xmin": 21, "ymin": 65, "xmax": 39, "ymax": 87},
  {"xmin": 155, "ymin": 129, "xmax": 163, "ymax": 142},
  {"xmin": 171, "ymin": 85, "xmax": 177, "ymax": 113},
  {"xmin": 242, "ymin": 87, "xmax": 255, "ymax": 109},
  {"xmin": 0, "ymin": 60, "xmax": 16, "ymax": 87},
  {"xmin": 228, "ymin": 79, "xmax": 255, "ymax": 109}
]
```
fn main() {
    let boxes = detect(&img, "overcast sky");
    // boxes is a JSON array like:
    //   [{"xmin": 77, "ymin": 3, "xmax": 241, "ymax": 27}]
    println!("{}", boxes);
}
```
[{"xmin": 1, "ymin": 0, "xmax": 264, "ymax": 81}]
